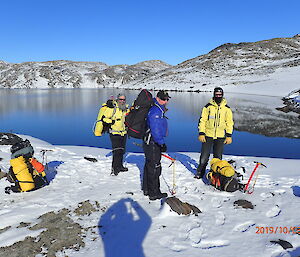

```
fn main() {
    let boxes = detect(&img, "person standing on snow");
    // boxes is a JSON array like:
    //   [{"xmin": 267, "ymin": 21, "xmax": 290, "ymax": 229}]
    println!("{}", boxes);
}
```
[
  {"xmin": 142, "ymin": 90, "xmax": 170, "ymax": 200},
  {"xmin": 195, "ymin": 87, "xmax": 234, "ymax": 179},
  {"xmin": 103, "ymin": 93, "xmax": 129, "ymax": 176}
]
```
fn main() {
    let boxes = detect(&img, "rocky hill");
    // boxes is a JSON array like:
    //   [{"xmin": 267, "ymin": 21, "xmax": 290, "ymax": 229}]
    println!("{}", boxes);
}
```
[
  {"xmin": 1, "ymin": 35, "xmax": 300, "ymax": 91},
  {"xmin": 0, "ymin": 60, "xmax": 171, "ymax": 89},
  {"xmin": 124, "ymin": 34, "xmax": 300, "ymax": 91}
]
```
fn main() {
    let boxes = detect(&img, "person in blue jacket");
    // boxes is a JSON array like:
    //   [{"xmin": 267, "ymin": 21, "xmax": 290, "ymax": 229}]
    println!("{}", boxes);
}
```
[{"xmin": 142, "ymin": 90, "xmax": 170, "ymax": 200}]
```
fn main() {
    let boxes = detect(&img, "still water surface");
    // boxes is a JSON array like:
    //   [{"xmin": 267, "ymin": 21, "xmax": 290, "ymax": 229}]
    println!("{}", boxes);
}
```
[{"xmin": 0, "ymin": 89, "xmax": 299, "ymax": 159}]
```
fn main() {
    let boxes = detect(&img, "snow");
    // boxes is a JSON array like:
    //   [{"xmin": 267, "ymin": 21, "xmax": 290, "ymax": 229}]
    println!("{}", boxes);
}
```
[{"xmin": 0, "ymin": 135, "xmax": 300, "ymax": 257}]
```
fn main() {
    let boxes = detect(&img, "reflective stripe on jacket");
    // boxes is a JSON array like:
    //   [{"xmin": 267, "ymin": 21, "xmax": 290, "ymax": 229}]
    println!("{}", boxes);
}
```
[{"xmin": 198, "ymin": 98, "xmax": 234, "ymax": 139}]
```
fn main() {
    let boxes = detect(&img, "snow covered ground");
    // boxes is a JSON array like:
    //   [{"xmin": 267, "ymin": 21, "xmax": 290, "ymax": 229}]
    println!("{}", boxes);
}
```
[{"xmin": 0, "ymin": 135, "xmax": 299, "ymax": 257}]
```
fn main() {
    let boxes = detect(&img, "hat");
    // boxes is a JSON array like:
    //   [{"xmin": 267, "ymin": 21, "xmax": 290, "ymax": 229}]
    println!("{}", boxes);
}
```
[
  {"xmin": 213, "ymin": 87, "xmax": 224, "ymax": 96},
  {"xmin": 117, "ymin": 93, "xmax": 126, "ymax": 99},
  {"xmin": 157, "ymin": 90, "xmax": 171, "ymax": 101}
]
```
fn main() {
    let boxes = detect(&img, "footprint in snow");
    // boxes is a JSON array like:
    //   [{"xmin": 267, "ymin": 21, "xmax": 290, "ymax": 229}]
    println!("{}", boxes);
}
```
[
  {"xmin": 159, "ymin": 235, "xmax": 187, "ymax": 252},
  {"xmin": 266, "ymin": 205, "xmax": 281, "ymax": 218},
  {"xmin": 211, "ymin": 197, "xmax": 222, "ymax": 208},
  {"xmin": 188, "ymin": 227, "xmax": 207, "ymax": 244},
  {"xmin": 192, "ymin": 239, "xmax": 230, "ymax": 249},
  {"xmin": 215, "ymin": 211, "xmax": 225, "ymax": 226},
  {"xmin": 233, "ymin": 221, "xmax": 255, "ymax": 232}
]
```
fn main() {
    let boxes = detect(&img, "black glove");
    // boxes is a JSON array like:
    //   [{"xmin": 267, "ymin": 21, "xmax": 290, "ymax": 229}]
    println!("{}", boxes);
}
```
[{"xmin": 160, "ymin": 144, "xmax": 167, "ymax": 152}]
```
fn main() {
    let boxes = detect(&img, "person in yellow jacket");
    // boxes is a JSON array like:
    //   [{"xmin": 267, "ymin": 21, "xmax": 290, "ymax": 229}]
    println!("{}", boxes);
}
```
[
  {"xmin": 195, "ymin": 87, "xmax": 234, "ymax": 179},
  {"xmin": 102, "ymin": 93, "xmax": 129, "ymax": 176}
]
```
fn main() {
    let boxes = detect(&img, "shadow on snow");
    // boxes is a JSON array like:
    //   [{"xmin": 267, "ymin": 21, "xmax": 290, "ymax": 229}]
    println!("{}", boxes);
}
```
[{"xmin": 98, "ymin": 198, "xmax": 151, "ymax": 257}]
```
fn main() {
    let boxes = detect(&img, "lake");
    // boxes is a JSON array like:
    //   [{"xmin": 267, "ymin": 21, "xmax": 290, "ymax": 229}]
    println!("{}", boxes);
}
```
[{"xmin": 0, "ymin": 88, "xmax": 299, "ymax": 159}]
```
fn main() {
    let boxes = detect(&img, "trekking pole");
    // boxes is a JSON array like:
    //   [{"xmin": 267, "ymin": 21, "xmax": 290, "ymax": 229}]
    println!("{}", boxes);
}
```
[{"xmin": 244, "ymin": 161, "xmax": 267, "ymax": 194}]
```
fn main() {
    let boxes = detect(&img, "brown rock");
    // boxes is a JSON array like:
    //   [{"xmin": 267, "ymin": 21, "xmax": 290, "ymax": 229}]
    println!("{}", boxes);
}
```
[{"xmin": 165, "ymin": 197, "xmax": 201, "ymax": 216}]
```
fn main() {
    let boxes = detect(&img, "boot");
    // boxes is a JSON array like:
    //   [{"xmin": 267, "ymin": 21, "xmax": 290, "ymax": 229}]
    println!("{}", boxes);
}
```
[
  {"xmin": 120, "ymin": 166, "xmax": 128, "ymax": 172},
  {"xmin": 149, "ymin": 192, "xmax": 168, "ymax": 201},
  {"xmin": 194, "ymin": 164, "xmax": 206, "ymax": 179},
  {"xmin": 111, "ymin": 167, "xmax": 120, "ymax": 176}
]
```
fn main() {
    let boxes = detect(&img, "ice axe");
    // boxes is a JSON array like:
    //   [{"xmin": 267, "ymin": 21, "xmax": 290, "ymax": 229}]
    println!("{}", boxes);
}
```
[{"xmin": 244, "ymin": 161, "xmax": 267, "ymax": 194}]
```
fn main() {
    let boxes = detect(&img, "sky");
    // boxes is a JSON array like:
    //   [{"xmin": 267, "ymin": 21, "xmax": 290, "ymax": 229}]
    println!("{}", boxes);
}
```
[{"xmin": 1, "ymin": 0, "xmax": 300, "ymax": 66}]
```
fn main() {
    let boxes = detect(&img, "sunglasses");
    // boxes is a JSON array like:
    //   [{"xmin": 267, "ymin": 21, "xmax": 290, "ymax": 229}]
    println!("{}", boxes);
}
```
[
  {"xmin": 118, "ymin": 98, "xmax": 126, "ymax": 101},
  {"xmin": 161, "ymin": 98, "xmax": 169, "ymax": 101}
]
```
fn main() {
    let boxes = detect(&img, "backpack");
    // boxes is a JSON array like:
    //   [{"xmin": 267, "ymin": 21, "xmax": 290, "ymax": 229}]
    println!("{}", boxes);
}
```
[
  {"xmin": 125, "ymin": 89, "xmax": 153, "ymax": 139},
  {"xmin": 6, "ymin": 140, "xmax": 48, "ymax": 193},
  {"xmin": 206, "ymin": 158, "xmax": 243, "ymax": 192},
  {"xmin": 93, "ymin": 100, "xmax": 117, "ymax": 136},
  {"xmin": 10, "ymin": 139, "xmax": 34, "ymax": 159}
]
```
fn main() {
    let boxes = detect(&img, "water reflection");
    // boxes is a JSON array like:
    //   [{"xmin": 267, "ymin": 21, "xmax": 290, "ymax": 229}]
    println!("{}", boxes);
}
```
[{"xmin": 0, "ymin": 88, "xmax": 299, "ymax": 159}]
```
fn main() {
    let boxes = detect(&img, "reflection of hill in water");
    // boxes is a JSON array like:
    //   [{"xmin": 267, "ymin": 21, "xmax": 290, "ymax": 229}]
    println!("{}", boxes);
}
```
[
  {"xmin": 168, "ymin": 91, "xmax": 300, "ymax": 139},
  {"xmin": 0, "ymin": 89, "xmax": 299, "ymax": 139}
]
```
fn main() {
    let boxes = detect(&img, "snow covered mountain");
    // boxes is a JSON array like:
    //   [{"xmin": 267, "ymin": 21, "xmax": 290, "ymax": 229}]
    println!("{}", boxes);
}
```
[
  {"xmin": 0, "ymin": 60, "xmax": 171, "ymax": 89},
  {"xmin": 1, "ymin": 35, "xmax": 300, "ymax": 93},
  {"xmin": 125, "ymin": 34, "xmax": 300, "ymax": 92}
]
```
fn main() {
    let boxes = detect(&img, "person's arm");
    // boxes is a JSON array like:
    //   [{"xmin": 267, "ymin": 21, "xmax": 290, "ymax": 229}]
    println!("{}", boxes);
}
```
[
  {"xmin": 225, "ymin": 107, "xmax": 234, "ymax": 137},
  {"xmin": 198, "ymin": 106, "xmax": 208, "ymax": 136}
]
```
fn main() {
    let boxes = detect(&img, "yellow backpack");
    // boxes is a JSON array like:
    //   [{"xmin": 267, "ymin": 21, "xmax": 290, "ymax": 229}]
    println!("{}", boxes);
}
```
[
  {"xmin": 210, "ymin": 158, "xmax": 235, "ymax": 177},
  {"xmin": 93, "ymin": 101, "xmax": 116, "ymax": 136},
  {"xmin": 10, "ymin": 156, "xmax": 35, "ymax": 192}
]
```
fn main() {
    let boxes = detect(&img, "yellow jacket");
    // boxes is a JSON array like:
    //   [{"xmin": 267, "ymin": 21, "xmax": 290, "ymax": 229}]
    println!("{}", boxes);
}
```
[
  {"xmin": 102, "ymin": 101, "xmax": 129, "ymax": 136},
  {"xmin": 198, "ymin": 98, "xmax": 234, "ymax": 139}
]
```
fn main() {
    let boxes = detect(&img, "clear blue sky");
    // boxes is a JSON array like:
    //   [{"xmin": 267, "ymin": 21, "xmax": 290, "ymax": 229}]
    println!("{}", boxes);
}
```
[{"xmin": 1, "ymin": 0, "xmax": 300, "ymax": 65}]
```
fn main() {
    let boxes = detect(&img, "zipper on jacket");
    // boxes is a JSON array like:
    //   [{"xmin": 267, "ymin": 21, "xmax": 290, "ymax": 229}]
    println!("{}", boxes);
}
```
[{"xmin": 214, "ymin": 106, "xmax": 220, "ymax": 138}]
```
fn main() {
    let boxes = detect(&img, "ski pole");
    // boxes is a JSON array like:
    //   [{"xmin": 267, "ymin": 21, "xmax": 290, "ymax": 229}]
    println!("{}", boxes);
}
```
[{"xmin": 244, "ymin": 161, "xmax": 267, "ymax": 194}]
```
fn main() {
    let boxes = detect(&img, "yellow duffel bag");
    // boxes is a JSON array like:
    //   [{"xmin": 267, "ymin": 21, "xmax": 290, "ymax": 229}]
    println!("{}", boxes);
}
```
[
  {"xmin": 210, "ymin": 158, "xmax": 235, "ymax": 177},
  {"xmin": 10, "ymin": 156, "xmax": 35, "ymax": 192}
]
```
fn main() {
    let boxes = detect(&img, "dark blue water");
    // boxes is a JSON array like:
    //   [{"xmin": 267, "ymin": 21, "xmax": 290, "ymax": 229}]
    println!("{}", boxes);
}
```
[{"xmin": 0, "ymin": 89, "xmax": 299, "ymax": 159}]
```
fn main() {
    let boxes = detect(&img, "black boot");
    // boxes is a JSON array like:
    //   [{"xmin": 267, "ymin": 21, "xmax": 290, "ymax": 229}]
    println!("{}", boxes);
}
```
[
  {"xmin": 149, "ymin": 192, "xmax": 168, "ymax": 201},
  {"xmin": 111, "ymin": 167, "xmax": 120, "ymax": 176},
  {"xmin": 120, "ymin": 166, "xmax": 128, "ymax": 172},
  {"xmin": 194, "ymin": 163, "xmax": 207, "ymax": 179}
]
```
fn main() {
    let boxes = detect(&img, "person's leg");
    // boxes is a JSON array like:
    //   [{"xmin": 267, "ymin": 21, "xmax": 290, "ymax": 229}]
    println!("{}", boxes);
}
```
[
  {"xmin": 120, "ymin": 135, "xmax": 128, "ymax": 171},
  {"xmin": 110, "ymin": 134, "xmax": 125, "ymax": 175},
  {"xmin": 144, "ymin": 142, "xmax": 165, "ymax": 199},
  {"xmin": 213, "ymin": 137, "xmax": 225, "ymax": 159},
  {"xmin": 142, "ymin": 142, "xmax": 150, "ymax": 195},
  {"xmin": 196, "ymin": 137, "xmax": 213, "ymax": 178}
]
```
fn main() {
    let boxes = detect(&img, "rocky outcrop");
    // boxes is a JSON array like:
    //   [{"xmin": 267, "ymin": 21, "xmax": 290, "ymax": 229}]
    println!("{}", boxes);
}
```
[{"xmin": 0, "ymin": 60, "xmax": 171, "ymax": 89}]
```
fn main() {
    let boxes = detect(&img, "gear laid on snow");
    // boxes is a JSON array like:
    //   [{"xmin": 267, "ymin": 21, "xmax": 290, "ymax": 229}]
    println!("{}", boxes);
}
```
[
  {"xmin": 6, "ymin": 139, "xmax": 48, "ymax": 193},
  {"xmin": 206, "ymin": 158, "xmax": 244, "ymax": 192},
  {"xmin": 244, "ymin": 161, "xmax": 267, "ymax": 194}
]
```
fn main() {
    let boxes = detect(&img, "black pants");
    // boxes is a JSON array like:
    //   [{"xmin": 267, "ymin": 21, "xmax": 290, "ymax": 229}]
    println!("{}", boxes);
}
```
[
  {"xmin": 197, "ymin": 137, "xmax": 225, "ymax": 176},
  {"xmin": 110, "ymin": 134, "xmax": 127, "ymax": 171},
  {"xmin": 142, "ymin": 141, "xmax": 162, "ymax": 197}
]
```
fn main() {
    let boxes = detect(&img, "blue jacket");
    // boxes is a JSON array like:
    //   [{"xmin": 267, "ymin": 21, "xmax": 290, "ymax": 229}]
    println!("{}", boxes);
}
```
[{"xmin": 147, "ymin": 98, "xmax": 168, "ymax": 145}]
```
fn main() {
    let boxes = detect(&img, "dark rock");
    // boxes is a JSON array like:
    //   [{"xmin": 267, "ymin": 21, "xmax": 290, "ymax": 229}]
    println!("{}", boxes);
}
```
[
  {"xmin": 0, "ymin": 171, "xmax": 7, "ymax": 180},
  {"xmin": 83, "ymin": 156, "xmax": 98, "ymax": 162},
  {"xmin": 165, "ymin": 196, "xmax": 201, "ymax": 216},
  {"xmin": 233, "ymin": 199, "xmax": 254, "ymax": 209},
  {"xmin": 0, "ymin": 133, "xmax": 22, "ymax": 145},
  {"xmin": 270, "ymin": 239, "xmax": 293, "ymax": 249}
]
